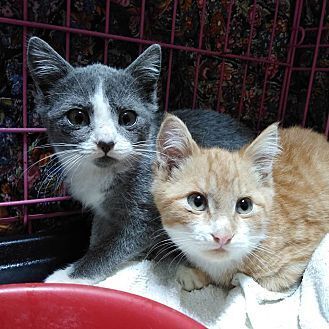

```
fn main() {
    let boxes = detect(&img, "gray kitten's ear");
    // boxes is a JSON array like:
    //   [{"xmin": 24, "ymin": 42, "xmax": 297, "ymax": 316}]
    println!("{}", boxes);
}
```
[
  {"xmin": 27, "ymin": 37, "xmax": 73, "ymax": 94},
  {"xmin": 156, "ymin": 114, "xmax": 198, "ymax": 171},
  {"xmin": 243, "ymin": 123, "xmax": 281, "ymax": 180},
  {"xmin": 125, "ymin": 44, "xmax": 161, "ymax": 103}
]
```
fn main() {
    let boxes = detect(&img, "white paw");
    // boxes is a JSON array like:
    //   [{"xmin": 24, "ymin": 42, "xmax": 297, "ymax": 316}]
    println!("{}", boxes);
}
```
[
  {"xmin": 44, "ymin": 265, "xmax": 94, "ymax": 285},
  {"xmin": 176, "ymin": 265, "xmax": 210, "ymax": 291}
]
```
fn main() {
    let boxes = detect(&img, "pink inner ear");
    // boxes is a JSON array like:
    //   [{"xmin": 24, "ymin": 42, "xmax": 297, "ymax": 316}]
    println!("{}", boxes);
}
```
[
  {"xmin": 157, "ymin": 115, "xmax": 196, "ymax": 170},
  {"xmin": 157, "ymin": 135, "xmax": 188, "ymax": 171},
  {"xmin": 164, "ymin": 147, "xmax": 186, "ymax": 171}
]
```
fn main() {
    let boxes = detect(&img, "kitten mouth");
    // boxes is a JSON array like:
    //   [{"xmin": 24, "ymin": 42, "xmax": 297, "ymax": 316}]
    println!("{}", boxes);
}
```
[
  {"xmin": 93, "ymin": 156, "xmax": 118, "ymax": 168},
  {"xmin": 206, "ymin": 247, "xmax": 228, "ymax": 255}
]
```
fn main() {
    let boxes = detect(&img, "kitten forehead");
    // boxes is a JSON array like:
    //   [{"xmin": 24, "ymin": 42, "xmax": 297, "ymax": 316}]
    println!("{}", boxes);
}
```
[
  {"xmin": 92, "ymin": 81, "xmax": 109, "ymax": 114},
  {"xmin": 204, "ymin": 150, "xmax": 265, "ymax": 196},
  {"xmin": 165, "ymin": 148, "xmax": 261, "ymax": 204},
  {"xmin": 53, "ymin": 64, "xmax": 132, "ymax": 99}
]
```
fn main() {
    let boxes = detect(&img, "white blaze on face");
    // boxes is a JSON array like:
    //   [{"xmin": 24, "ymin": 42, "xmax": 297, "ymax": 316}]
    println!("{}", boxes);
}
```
[
  {"xmin": 88, "ymin": 81, "xmax": 133, "ymax": 160},
  {"xmin": 92, "ymin": 82, "xmax": 117, "ymax": 147}
]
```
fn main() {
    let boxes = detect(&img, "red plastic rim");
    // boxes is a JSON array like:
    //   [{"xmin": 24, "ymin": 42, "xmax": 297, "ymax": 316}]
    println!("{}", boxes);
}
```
[{"xmin": 0, "ymin": 283, "xmax": 205, "ymax": 329}]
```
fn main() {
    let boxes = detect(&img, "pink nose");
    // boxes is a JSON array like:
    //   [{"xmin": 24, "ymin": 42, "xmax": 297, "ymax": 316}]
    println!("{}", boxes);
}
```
[{"xmin": 211, "ymin": 234, "xmax": 233, "ymax": 247}]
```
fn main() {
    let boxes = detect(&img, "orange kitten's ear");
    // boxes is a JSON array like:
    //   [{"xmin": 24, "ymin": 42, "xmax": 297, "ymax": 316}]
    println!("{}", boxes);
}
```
[
  {"xmin": 243, "ymin": 123, "xmax": 281, "ymax": 180},
  {"xmin": 156, "ymin": 114, "xmax": 198, "ymax": 171}
]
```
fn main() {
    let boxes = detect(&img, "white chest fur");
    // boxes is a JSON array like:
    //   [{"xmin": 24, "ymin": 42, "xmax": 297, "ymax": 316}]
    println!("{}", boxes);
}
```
[
  {"xmin": 65, "ymin": 161, "xmax": 113, "ymax": 211},
  {"xmin": 187, "ymin": 252, "xmax": 243, "ymax": 287}
]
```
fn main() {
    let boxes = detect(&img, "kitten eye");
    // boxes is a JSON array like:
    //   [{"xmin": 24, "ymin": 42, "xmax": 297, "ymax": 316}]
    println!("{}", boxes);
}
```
[
  {"xmin": 187, "ymin": 193, "xmax": 207, "ymax": 211},
  {"xmin": 236, "ymin": 197, "xmax": 253, "ymax": 214},
  {"xmin": 67, "ymin": 109, "xmax": 90, "ymax": 126},
  {"xmin": 119, "ymin": 110, "xmax": 137, "ymax": 127}
]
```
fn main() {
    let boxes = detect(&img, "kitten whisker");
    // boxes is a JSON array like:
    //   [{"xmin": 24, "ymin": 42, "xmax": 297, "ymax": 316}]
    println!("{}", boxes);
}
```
[
  {"xmin": 35, "ymin": 143, "xmax": 81, "ymax": 149},
  {"xmin": 168, "ymin": 250, "xmax": 186, "ymax": 271},
  {"xmin": 37, "ymin": 153, "xmax": 81, "ymax": 197},
  {"xmin": 54, "ymin": 153, "xmax": 85, "ymax": 192},
  {"xmin": 246, "ymin": 252, "xmax": 269, "ymax": 274},
  {"xmin": 149, "ymin": 231, "xmax": 168, "ymax": 241},
  {"xmin": 69, "ymin": 154, "xmax": 88, "ymax": 187},
  {"xmin": 36, "ymin": 153, "xmax": 73, "ymax": 197},
  {"xmin": 168, "ymin": 251, "xmax": 186, "ymax": 270},
  {"xmin": 133, "ymin": 148, "xmax": 167, "ymax": 157},
  {"xmin": 23, "ymin": 149, "xmax": 76, "ymax": 177},
  {"xmin": 149, "ymin": 232, "xmax": 168, "ymax": 240},
  {"xmin": 153, "ymin": 246, "xmax": 181, "ymax": 268},
  {"xmin": 143, "ymin": 240, "xmax": 176, "ymax": 261},
  {"xmin": 132, "ymin": 141, "xmax": 156, "ymax": 146}
]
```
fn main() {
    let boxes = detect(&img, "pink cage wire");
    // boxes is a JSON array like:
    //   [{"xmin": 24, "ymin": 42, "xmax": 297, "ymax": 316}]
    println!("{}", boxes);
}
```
[{"xmin": 0, "ymin": 0, "xmax": 328, "ymax": 232}]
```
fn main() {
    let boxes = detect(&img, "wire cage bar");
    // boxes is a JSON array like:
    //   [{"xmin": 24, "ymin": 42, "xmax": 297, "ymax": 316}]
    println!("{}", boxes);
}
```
[{"xmin": 0, "ymin": 0, "xmax": 328, "ymax": 233}]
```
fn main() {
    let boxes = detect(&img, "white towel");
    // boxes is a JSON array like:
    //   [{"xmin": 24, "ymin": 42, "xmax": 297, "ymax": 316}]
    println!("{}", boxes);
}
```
[{"xmin": 97, "ymin": 234, "xmax": 329, "ymax": 329}]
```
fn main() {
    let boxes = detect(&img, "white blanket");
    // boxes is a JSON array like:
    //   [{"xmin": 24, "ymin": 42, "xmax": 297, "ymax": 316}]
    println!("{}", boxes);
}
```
[{"xmin": 97, "ymin": 234, "xmax": 329, "ymax": 329}]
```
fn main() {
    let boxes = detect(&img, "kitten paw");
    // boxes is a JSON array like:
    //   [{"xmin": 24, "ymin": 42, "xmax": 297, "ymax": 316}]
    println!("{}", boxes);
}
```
[
  {"xmin": 44, "ymin": 265, "xmax": 95, "ymax": 285},
  {"xmin": 176, "ymin": 265, "xmax": 211, "ymax": 291}
]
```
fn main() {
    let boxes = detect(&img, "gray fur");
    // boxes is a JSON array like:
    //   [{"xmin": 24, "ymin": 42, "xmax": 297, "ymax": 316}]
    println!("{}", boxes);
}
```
[{"xmin": 27, "ymin": 37, "xmax": 254, "ymax": 282}]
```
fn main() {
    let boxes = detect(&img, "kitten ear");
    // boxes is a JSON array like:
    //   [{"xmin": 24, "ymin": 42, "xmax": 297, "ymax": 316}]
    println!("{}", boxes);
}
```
[
  {"xmin": 243, "ymin": 123, "xmax": 281, "ymax": 180},
  {"xmin": 27, "ymin": 37, "xmax": 73, "ymax": 95},
  {"xmin": 156, "ymin": 114, "xmax": 198, "ymax": 171},
  {"xmin": 125, "ymin": 44, "xmax": 161, "ymax": 103}
]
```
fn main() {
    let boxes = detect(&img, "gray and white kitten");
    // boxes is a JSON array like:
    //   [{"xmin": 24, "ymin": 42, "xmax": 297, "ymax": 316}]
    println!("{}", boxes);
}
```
[{"xmin": 27, "ymin": 37, "xmax": 253, "ymax": 284}]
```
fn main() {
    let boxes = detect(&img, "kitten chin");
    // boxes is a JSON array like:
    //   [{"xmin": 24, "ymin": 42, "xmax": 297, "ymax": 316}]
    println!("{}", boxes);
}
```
[{"xmin": 93, "ymin": 156, "xmax": 118, "ymax": 168}]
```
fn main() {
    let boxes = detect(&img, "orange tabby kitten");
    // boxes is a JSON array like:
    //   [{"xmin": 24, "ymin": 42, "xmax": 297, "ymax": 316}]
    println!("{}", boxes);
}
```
[{"xmin": 152, "ymin": 114, "xmax": 329, "ymax": 292}]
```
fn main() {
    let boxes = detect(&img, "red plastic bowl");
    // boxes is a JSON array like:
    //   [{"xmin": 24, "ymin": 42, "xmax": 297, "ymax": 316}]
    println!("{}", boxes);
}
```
[{"xmin": 0, "ymin": 283, "xmax": 204, "ymax": 329}]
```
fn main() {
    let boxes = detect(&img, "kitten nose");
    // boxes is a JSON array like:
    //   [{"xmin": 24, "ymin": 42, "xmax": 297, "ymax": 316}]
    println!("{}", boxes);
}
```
[
  {"xmin": 97, "ymin": 141, "xmax": 115, "ymax": 154},
  {"xmin": 211, "ymin": 234, "xmax": 233, "ymax": 247}
]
